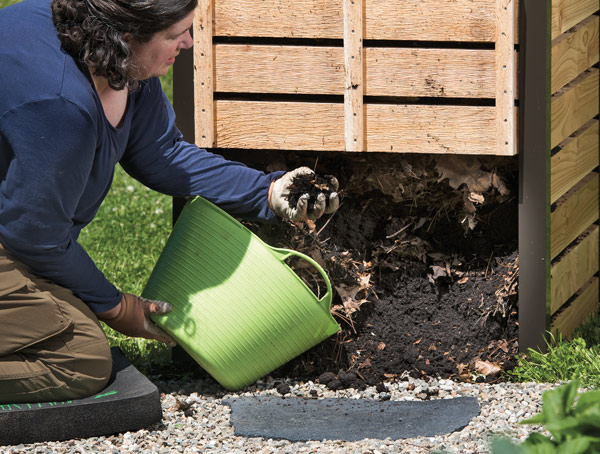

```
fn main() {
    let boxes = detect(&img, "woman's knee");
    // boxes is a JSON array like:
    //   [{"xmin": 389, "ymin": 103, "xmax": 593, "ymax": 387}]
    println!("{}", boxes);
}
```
[{"xmin": 48, "ymin": 338, "xmax": 113, "ymax": 400}]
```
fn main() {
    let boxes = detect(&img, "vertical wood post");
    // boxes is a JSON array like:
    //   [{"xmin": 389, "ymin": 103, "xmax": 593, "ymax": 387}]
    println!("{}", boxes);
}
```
[
  {"xmin": 194, "ymin": 0, "xmax": 215, "ymax": 147},
  {"xmin": 343, "ymin": 0, "xmax": 364, "ymax": 152},
  {"xmin": 518, "ymin": 0, "xmax": 551, "ymax": 351},
  {"xmin": 495, "ymin": 0, "xmax": 516, "ymax": 155}
]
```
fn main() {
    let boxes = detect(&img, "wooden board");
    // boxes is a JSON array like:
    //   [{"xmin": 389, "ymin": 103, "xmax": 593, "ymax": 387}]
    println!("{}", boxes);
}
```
[
  {"xmin": 550, "ymin": 225, "xmax": 599, "ymax": 314},
  {"xmin": 550, "ymin": 277, "xmax": 599, "ymax": 339},
  {"xmin": 495, "ymin": 0, "xmax": 516, "ymax": 155},
  {"xmin": 551, "ymin": 0, "xmax": 599, "ymax": 40},
  {"xmin": 551, "ymin": 68, "xmax": 599, "ymax": 149},
  {"xmin": 214, "ymin": 0, "xmax": 508, "ymax": 42},
  {"xmin": 215, "ymin": 101, "xmax": 345, "ymax": 150},
  {"xmin": 195, "ymin": 0, "xmax": 215, "ymax": 147},
  {"xmin": 551, "ymin": 120, "xmax": 599, "ymax": 204},
  {"xmin": 214, "ymin": 100, "xmax": 503, "ymax": 154},
  {"xmin": 551, "ymin": 15, "xmax": 599, "ymax": 95},
  {"xmin": 550, "ymin": 172, "xmax": 599, "ymax": 259},
  {"xmin": 343, "ymin": 0, "xmax": 364, "ymax": 151},
  {"xmin": 365, "ymin": 104, "xmax": 498, "ymax": 154},
  {"xmin": 214, "ymin": 45, "xmax": 502, "ymax": 98}
]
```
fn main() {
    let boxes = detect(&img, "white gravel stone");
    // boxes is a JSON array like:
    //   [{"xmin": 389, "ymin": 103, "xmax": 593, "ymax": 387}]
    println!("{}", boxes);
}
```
[{"xmin": 0, "ymin": 377, "xmax": 559, "ymax": 454}]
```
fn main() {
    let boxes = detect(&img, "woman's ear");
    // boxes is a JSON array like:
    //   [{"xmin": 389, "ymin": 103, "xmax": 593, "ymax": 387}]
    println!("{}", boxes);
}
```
[{"xmin": 122, "ymin": 31, "xmax": 132, "ymax": 42}]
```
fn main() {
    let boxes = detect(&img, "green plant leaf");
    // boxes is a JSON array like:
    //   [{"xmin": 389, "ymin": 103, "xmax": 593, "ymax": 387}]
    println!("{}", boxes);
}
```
[
  {"xmin": 521, "ymin": 432, "xmax": 557, "ymax": 452},
  {"xmin": 555, "ymin": 437, "xmax": 592, "ymax": 454},
  {"xmin": 522, "ymin": 381, "xmax": 579, "ymax": 437},
  {"xmin": 490, "ymin": 437, "xmax": 525, "ymax": 454},
  {"xmin": 544, "ymin": 415, "xmax": 589, "ymax": 440},
  {"xmin": 574, "ymin": 390, "xmax": 600, "ymax": 415}
]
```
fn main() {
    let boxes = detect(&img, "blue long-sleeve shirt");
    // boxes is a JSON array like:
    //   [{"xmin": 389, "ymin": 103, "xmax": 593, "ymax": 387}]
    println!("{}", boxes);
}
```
[{"xmin": 0, "ymin": 0, "xmax": 283, "ymax": 313}]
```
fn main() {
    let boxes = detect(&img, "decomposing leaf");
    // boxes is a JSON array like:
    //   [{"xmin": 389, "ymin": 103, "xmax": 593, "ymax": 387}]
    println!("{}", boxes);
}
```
[{"xmin": 474, "ymin": 359, "xmax": 502, "ymax": 377}]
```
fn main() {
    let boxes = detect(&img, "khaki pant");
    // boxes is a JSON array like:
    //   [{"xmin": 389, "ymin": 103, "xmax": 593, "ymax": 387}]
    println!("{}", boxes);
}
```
[{"xmin": 0, "ymin": 244, "xmax": 112, "ymax": 403}]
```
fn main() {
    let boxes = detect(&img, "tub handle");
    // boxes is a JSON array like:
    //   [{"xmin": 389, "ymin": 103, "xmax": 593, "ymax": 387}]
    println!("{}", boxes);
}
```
[{"xmin": 268, "ymin": 246, "xmax": 332, "ymax": 307}]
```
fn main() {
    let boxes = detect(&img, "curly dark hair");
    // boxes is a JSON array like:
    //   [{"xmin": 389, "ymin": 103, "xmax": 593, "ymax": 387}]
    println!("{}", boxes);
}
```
[{"xmin": 51, "ymin": 0, "xmax": 197, "ymax": 90}]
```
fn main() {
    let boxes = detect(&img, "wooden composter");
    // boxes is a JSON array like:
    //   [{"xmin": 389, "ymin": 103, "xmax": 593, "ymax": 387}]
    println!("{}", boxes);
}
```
[{"xmin": 172, "ymin": 0, "xmax": 600, "ymax": 349}]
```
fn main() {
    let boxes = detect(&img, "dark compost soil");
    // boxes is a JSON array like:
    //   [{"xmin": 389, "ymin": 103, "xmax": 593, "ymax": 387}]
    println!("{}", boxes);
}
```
[{"xmin": 178, "ymin": 152, "xmax": 521, "ymax": 390}]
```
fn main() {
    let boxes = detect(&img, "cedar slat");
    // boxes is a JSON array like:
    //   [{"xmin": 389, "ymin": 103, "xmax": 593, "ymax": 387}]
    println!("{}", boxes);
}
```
[
  {"xmin": 551, "ymin": 0, "xmax": 599, "ymax": 40},
  {"xmin": 215, "ymin": 101, "xmax": 345, "ymax": 150},
  {"xmin": 213, "ymin": 100, "xmax": 500, "ymax": 154},
  {"xmin": 214, "ymin": 0, "xmax": 500, "ymax": 42},
  {"xmin": 194, "ymin": 0, "xmax": 215, "ymax": 147},
  {"xmin": 214, "ymin": 45, "xmax": 500, "ymax": 98},
  {"xmin": 550, "ymin": 225, "xmax": 599, "ymax": 314},
  {"xmin": 551, "ymin": 120, "xmax": 599, "ymax": 203},
  {"xmin": 550, "ymin": 277, "xmax": 599, "ymax": 338},
  {"xmin": 551, "ymin": 68, "xmax": 599, "ymax": 149},
  {"xmin": 343, "ymin": 0, "xmax": 364, "ymax": 152},
  {"xmin": 551, "ymin": 15, "xmax": 599, "ymax": 95},
  {"xmin": 365, "ymin": 104, "xmax": 498, "ymax": 154},
  {"xmin": 495, "ymin": 0, "xmax": 516, "ymax": 155},
  {"xmin": 550, "ymin": 172, "xmax": 599, "ymax": 259}
]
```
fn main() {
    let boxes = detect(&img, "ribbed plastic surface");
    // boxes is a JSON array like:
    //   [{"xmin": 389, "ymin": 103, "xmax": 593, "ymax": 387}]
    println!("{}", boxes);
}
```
[{"xmin": 142, "ymin": 197, "xmax": 340, "ymax": 390}]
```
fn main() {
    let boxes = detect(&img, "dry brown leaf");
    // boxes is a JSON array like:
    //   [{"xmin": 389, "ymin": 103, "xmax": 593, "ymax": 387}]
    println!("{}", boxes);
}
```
[
  {"xmin": 474, "ymin": 359, "xmax": 502, "ymax": 377},
  {"xmin": 458, "ymin": 276, "xmax": 469, "ymax": 284},
  {"xmin": 377, "ymin": 342, "xmax": 386, "ymax": 351},
  {"xmin": 430, "ymin": 265, "xmax": 447, "ymax": 279},
  {"xmin": 435, "ymin": 155, "xmax": 492, "ymax": 193}
]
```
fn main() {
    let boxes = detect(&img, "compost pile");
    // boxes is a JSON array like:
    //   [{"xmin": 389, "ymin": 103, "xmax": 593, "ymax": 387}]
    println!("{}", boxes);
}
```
[{"xmin": 238, "ymin": 152, "xmax": 520, "ymax": 389}]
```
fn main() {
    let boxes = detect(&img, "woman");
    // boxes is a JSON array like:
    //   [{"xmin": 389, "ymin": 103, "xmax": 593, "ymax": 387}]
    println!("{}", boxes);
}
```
[{"xmin": 0, "ymin": 0, "xmax": 338, "ymax": 403}]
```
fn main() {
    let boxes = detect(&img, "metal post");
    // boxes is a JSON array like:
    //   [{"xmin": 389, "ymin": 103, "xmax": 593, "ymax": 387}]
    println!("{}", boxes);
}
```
[
  {"xmin": 170, "ymin": 45, "xmax": 196, "ymax": 366},
  {"xmin": 517, "ymin": 0, "xmax": 551, "ymax": 351},
  {"xmin": 172, "ymin": 46, "xmax": 195, "ymax": 223}
]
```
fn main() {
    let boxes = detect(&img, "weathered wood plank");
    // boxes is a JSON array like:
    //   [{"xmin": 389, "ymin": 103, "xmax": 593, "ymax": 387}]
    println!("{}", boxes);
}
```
[
  {"xmin": 213, "ymin": 0, "xmax": 505, "ymax": 42},
  {"xmin": 551, "ymin": 15, "xmax": 599, "ymax": 95},
  {"xmin": 365, "ymin": 104, "xmax": 499, "ymax": 154},
  {"xmin": 216, "ymin": 101, "xmax": 504, "ymax": 154},
  {"xmin": 551, "ymin": 120, "xmax": 599, "ymax": 203},
  {"xmin": 214, "ymin": 45, "xmax": 502, "ymax": 98},
  {"xmin": 550, "ymin": 172, "xmax": 599, "ymax": 259},
  {"xmin": 213, "ymin": 101, "xmax": 502, "ymax": 154},
  {"xmin": 551, "ymin": 68, "xmax": 599, "ymax": 149},
  {"xmin": 214, "ymin": 101, "xmax": 345, "ymax": 150},
  {"xmin": 343, "ymin": 0, "xmax": 364, "ymax": 151},
  {"xmin": 550, "ymin": 277, "xmax": 599, "ymax": 339},
  {"xmin": 495, "ymin": 0, "xmax": 516, "ymax": 155},
  {"xmin": 551, "ymin": 0, "xmax": 599, "ymax": 40},
  {"xmin": 194, "ymin": 0, "xmax": 215, "ymax": 147},
  {"xmin": 550, "ymin": 225, "xmax": 599, "ymax": 314}
]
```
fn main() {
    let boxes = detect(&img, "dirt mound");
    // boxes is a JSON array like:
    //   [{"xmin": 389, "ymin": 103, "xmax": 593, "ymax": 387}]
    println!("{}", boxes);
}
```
[{"xmin": 235, "ymin": 152, "xmax": 520, "ymax": 389}]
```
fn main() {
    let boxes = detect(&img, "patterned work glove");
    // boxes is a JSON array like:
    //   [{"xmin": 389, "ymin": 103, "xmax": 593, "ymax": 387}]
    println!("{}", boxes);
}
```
[{"xmin": 269, "ymin": 167, "xmax": 339, "ymax": 221}]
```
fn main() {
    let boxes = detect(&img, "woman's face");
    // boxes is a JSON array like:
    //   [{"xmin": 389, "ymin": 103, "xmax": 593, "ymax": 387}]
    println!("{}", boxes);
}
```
[{"xmin": 129, "ymin": 10, "xmax": 195, "ymax": 80}]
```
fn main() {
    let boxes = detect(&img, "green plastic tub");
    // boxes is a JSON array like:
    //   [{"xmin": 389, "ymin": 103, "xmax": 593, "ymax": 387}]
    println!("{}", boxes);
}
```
[{"xmin": 142, "ymin": 196, "xmax": 340, "ymax": 390}]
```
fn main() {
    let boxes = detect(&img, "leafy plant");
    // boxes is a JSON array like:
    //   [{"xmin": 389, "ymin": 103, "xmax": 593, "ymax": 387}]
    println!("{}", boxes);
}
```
[
  {"xmin": 491, "ymin": 380, "xmax": 600, "ymax": 453},
  {"xmin": 505, "ymin": 334, "xmax": 600, "ymax": 389}
]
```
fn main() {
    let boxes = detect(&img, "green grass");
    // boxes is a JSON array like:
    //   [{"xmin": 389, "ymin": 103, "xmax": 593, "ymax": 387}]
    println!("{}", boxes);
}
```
[
  {"xmin": 506, "ymin": 331, "xmax": 600, "ymax": 389},
  {"xmin": 0, "ymin": 0, "xmax": 20, "ymax": 8}
]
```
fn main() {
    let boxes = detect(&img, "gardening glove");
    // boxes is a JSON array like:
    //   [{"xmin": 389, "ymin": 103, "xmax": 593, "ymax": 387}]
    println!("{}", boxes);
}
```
[
  {"xmin": 99, "ymin": 293, "xmax": 177, "ymax": 346},
  {"xmin": 269, "ymin": 167, "xmax": 340, "ymax": 221}
]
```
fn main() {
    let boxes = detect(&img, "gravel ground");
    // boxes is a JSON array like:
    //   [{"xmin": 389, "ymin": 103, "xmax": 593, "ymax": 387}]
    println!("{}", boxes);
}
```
[{"xmin": 0, "ymin": 376, "xmax": 557, "ymax": 454}]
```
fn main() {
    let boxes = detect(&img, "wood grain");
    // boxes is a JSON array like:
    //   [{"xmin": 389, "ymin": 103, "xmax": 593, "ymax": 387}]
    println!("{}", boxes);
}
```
[
  {"xmin": 551, "ymin": 68, "xmax": 599, "ymax": 149},
  {"xmin": 551, "ymin": 120, "xmax": 599, "ymax": 203},
  {"xmin": 550, "ymin": 277, "xmax": 599, "ymax": 338},
  {"xmin": 550, "ymin": 225, "xmax": 599, "ymax": 314},
  {"xmin": 551, "ymin": 172, "xmax": 599, "ymax": 259},
  {"xmin": 551, "ymin": 15, "xmax": 599, "ymax": 95}
]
